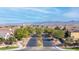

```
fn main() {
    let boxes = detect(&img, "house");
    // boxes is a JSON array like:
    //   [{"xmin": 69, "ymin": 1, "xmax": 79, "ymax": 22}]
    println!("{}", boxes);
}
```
[
  {"xmin": 71, "ymin": 30, "xmax": 79, "ymax": 40},
  {"xmin": 0, "ymin": 28, "xmax": 14, "ymax": 39}
]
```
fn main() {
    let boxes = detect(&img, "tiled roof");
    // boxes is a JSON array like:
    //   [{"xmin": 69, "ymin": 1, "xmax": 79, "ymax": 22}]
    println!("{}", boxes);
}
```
[
  {"xmin": 72, "ymin": 30, "xmax": 79, "ymax": 32},
  {"xmin": 0, "ymin": 28, "xmax": 14, "ymax": 38}
]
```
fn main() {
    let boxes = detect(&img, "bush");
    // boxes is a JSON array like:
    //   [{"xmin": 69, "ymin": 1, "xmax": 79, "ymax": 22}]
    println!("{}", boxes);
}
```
[
  {"xmin": 0, "ymin": 37, "xmax": 5, "ymax": 43},
  {"xmin": 5, "ymin": 37, "xmax": 16, "ymax": 45}
]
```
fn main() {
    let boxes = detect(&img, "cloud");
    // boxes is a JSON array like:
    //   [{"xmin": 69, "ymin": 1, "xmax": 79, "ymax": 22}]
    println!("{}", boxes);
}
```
[
  {"xmin": 3, "ymin": 7, "xmax": 49, "ymax": 13},
  {"xmin": 63, "ymin": 8, "xmax": 79, "ymax": 18},
  {"xmin": 0, "ymin": 7, "xmax": 63, "ymax": 24},
  {"xmin": 27, "ymin": 7, "xmax": 61, "ymax": 14},
  {"xmin": 3, "ymin": 7, "xmax": 61, "ymax": 20},
  {"xmin": 26, "ymin": 8, "xmax": 50, "ymax": 13},
  {"xmin": 1, "ymin": 7, "xmax": 61, "ymax": 17}
]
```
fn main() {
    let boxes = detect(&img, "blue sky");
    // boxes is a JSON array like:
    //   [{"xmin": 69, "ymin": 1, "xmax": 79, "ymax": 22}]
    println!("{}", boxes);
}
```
[{"xmin": 0, "ymin": 7, "xmax": 79, "ymax": 24}]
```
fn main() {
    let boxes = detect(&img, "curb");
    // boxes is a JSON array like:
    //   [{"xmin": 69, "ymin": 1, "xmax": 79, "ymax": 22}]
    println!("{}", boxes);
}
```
[
  {"xmin": 7, "ymin": 47, "xmax": 25, "ymax": 51},
  {"xmin": 52, "ymin": 46, "xmax": 67, "ymax": 51}
]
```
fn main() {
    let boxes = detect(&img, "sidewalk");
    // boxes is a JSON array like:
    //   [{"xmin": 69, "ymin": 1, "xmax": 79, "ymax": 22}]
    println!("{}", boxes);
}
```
[
  {"xmin": 53, "ymin": 46, "xmax": 70, "ymax": 51},
  {"xmin": 7, "ymin": 47, "xmax": 25, "ymax": 51},
  {"xmin": 52, "ymin": 46, "xmax": 66, "ymax": 51}
]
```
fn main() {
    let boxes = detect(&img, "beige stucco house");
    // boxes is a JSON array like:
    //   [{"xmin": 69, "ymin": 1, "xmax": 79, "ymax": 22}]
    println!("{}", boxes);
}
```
[{"xmin": 71, "ymin": 30, "xmax": 79, "ymax": 40}]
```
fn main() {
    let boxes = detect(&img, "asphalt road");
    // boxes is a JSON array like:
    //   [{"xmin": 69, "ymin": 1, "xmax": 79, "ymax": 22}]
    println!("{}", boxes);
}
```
[
  {"xmin": 27, "ymin": 37, "xmax": 37, "ymax": 47},
  {"xmin": 43, "ymin": 37, "xmax": 52, "ymax": 47}
]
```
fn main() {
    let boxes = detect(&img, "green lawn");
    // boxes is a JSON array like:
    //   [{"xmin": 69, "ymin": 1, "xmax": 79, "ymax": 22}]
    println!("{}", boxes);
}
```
[
  {"xmin": 65, "ymin": 48, "xmax": 79, "ymax": 51},
  {"xmin": 0, "ymin": 46, "xmax": 18, "ymax": 50}
]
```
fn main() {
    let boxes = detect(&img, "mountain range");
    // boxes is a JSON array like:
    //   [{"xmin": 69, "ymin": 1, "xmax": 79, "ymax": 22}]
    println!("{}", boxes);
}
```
[{"xmin": 0, "ymin": 20, "xmax": 79, "ymax": 26}]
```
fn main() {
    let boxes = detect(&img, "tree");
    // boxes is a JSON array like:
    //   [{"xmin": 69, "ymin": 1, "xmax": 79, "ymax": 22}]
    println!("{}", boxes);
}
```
[
  {"xmin": 14, "ymin": 28, "xmax": 24, "ymax": 40},
  {"xmin": 64, "ymin": 30, "xmax": 71, "ymax": 38},
  {"xmin": 14, "ymin": 27, "xmax": 31, "ymax": 47},
  {"xmin": 62, "ymin": 26, "xmax": 66, "ymax": 31},
  {"xmin": 0, "ymin": 37, "xmax": 5, "ymax": 43},
  {"xmin": 54, "ymin": 26, "xmax": 60, "ymax": 30},
  {"xmin": 44, "ymin": 28, "xmax": 53, "ymax": 37},
  {"xmin": 14, "ymin": 28, "xmax": 30, "ymax": 40},
  {"xmin": 53, "ymin": 30, "xmax": 64, "ymax": 39},
  {"xmin": 26, "ymin": 27, "xmax": 35, "ymax": 35},
  {"xmin": 64, "ymin": 37, "xmax": 74, "ymax": 48},
  {"xmin": 23, "ymin": 28, "xmax": 30, "ymax": 38},
  {"xmin": 35, "ymin": 28, "xmax": 43, "ymax": 36},
  {"xmin": 5, "ymin": 36, "xmax": 17, "ymax": 45},
  {"xmin": 8, "ymin": 36, "xmax": 16, "ymax": 42}
]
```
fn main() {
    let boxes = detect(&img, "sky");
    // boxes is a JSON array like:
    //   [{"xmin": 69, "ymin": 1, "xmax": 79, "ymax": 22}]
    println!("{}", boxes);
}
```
[{"xmin": 0, "ymin": 7, "xmax": 79, "ymax": 24}]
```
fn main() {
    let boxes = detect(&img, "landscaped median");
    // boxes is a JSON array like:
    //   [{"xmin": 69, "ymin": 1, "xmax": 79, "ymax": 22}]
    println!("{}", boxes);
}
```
[
  {"xmin": 23, "ymin": 37, "xmax": 32, "ymax": 48},
  {"xmin": 37, "ymin": 37, "xmax": 43, "ymax": 48}
]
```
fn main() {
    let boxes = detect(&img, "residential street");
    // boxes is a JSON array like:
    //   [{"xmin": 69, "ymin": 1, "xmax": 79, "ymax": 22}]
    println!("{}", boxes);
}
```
[{"xmin": 16, "ymin": 37, "xmax": 64, "ymax": 51}]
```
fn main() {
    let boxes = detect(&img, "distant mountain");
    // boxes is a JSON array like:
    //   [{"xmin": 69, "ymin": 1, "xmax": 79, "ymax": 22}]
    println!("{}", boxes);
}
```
[
  {"xmin": 0, "ymin": 20, "xmax": 79, "ymax": 26},
  {"xmin": 33, "ymin": 20, "xmax": 79, "ymax": 25}
]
